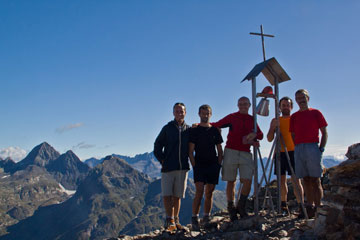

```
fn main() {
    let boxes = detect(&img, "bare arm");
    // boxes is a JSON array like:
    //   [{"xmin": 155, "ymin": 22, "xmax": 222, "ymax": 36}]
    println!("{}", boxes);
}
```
[
  {"xmin": 267, "ymin": 118, "xmax": 278, "ymax": 142},
  {"xmin": 216, "ymin": 143, "xmax": 223, "ymax": 165},
  {"xmin": 319, "ymin": 126, "xmax": 328, "ymax": 149},
  {"xmin": 188, "ymin": 142, "xmax": 196, "ymax": 167}
]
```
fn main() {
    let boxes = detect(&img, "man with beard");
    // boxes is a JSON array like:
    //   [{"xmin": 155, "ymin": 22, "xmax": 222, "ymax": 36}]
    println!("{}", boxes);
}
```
[
  {"xmin": 267, "ymin": 97, "xmax": 305, "ymax": 217},
  {"xmin": 290, "ymin": 89, "xmax": 328, "ymax": 218},
  {"xmin": 189, "ymin": 104, "xmax": 223, "ymax": 230}
]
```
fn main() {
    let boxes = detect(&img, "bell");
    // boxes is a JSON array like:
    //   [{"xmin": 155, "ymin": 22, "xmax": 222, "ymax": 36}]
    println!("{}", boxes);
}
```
[{"xmin": 256, "ymin": 98, "xmax": 270, "ymax": 116}]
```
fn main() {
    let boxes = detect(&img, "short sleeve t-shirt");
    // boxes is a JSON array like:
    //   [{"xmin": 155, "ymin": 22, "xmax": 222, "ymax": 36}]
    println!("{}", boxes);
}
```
[
  {"xmin": 189, "ymin": 126, "xmax": 223, "ymax": 166},
  {"xmin": 289, "ymin": 108, "xmax": 328, "ymax": 145},
  {"xmin": 279, "ymin": 116, "xmax": 295, "ymax": 152}
]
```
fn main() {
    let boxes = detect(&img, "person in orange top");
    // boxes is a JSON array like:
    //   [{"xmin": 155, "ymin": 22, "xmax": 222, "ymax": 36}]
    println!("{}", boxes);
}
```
[{"xmin": 267, "ymin": 97, "xmax": 305, "ymax": 217}]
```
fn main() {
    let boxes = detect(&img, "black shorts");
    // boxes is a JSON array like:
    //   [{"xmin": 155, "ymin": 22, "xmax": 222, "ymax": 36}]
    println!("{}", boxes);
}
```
[
  {"xmin": 193, "ymin": 162, "xmax": 221, "ymax": 185},
  {"xmin": 274, "ymin": 151, "xmax": 295, "ymax": 176}
]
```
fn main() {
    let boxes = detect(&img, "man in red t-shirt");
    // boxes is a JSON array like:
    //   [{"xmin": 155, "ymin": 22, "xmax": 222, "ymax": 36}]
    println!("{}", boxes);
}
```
[
  {"xmin": 211, "ymin": 97, "xmax": 263, "ymax": 221},
  {"xmin": 290, "ymin": 89, "xmax": 328, "ymax": 218}
]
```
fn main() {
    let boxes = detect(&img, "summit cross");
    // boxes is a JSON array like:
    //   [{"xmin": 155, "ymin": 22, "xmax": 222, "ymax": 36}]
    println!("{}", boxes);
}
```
[{"xmin": 250, "ymin": 25, "xmax": 275, "ymax": 61}]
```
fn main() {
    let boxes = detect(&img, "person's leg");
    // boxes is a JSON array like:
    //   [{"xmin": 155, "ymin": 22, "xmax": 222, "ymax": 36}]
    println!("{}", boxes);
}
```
[
  {"xmin": 237, "ymin": 178, "xmax": 251, "ymax": 217},
  {"xmin": 237, "ymin": 151, "xmax": 254, "ymax": 218},
  {"xmin": 291, "ymin": 176, "xmax": 304, "ymax": 204},
  {"xmin": 303, "ymin": 144, "xmax": 323, "ymax": 208},
  {"xmin": 163, "ymin": 196, "xmax": 174, "ymax": 218},
  {"xmin": 280, "ymin": 175, "xmax": 290, "ymax": 215},
  {"xmin": 312, "ymin": 177, "xmax": 323, "ymax": 207},
  {"xmin": 192, "ymin": 182, "xmax": 205, "ymax": 216},
  {"xmin": 203, "ymin": 162, "xmax": 221, "ymax": 218},
  {"xmin": 204, "ymin": 184, "xmax": 215, "ymax": 215},
  {"xmin": 303, "ymin": 176, "xmax": 317, "ymax": 218},
  {"xmin": 281, "ymin": 175, "xmax": 288, "ymax": 202},
  {"xmin": 226, "ymin": 180, "xmax": 238, "ymax": 221},
  {"xmin": 222, "ymin": 148, "xmax": 239, "ymax": 221},
  {"xmin": 173, "ymin": 170, "xmax": 188, "ymax": 229},
  {"xmin": 303, "ymin": 177, "xmax": 314, "ymax": 205},
  {"xmin": 226, "ymin": 180, "xmax": 236, "ymax": 202},
  {"xmin": 240, "ymin": 178, "xmax": 252, "ymax": 196},
  {"xmin": 173, "ymin": 196, "xmax": 181, "ymax": 218},
  {"xmin": 161, "ymin": 172, "xmax": 176, "ymax": 220}
]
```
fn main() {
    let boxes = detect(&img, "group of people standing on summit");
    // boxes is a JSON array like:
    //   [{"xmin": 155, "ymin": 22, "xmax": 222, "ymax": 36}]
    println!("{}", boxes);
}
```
[{"xmin": 154, "ymin": 88, "xmax": 328, "ymax": 231}]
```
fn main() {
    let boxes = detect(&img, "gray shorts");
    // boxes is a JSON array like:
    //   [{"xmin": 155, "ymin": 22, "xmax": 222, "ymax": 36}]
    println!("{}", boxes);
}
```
[
  {"xmin": 161, "ymin": 170, "xmax": 188, "ymax": 198},
  {"xmin": 294, "ymin": 143, "xmax": 323, "ymax": 178},
  {"xmin": 222, "ymin": 148, "xmax": 254, "ymax": 181}
]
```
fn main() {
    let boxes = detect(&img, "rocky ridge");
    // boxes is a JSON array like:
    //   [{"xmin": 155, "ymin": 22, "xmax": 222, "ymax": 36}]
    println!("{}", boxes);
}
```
[
  {"xmin": 111, "ymin": 205, "xmax": 316, "ymax": 240},
  {"xmin": 111, "ymin": 144, "xmax": 360, "ymax": 240},
  {"xmin": 312, "ymin": 143, "xmax": 360, "ymax": 239}
]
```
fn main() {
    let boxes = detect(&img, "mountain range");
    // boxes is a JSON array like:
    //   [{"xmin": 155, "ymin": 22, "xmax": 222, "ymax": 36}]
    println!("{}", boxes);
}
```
[
  {"xmin": 84, "ymin": 152, "xmax": 161, "ymax": 179},
  {"xmin": 0, "ymin": 142, "xmax": 342, "ymax": 239}
]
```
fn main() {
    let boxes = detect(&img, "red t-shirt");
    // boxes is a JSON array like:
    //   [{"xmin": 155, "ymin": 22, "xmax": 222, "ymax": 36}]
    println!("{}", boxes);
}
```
[
  {"xmin": 211, "ymin": 112, "xmax": 263, "ymax": 152},
  {"xmin": 289, "ymin": 108, "xmax": 327, "ymax": 145}
]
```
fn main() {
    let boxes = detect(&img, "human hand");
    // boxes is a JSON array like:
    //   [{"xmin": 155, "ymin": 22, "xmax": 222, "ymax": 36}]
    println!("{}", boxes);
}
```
[
  {"xmin": 192, "ymin": 123, "xmax": 199, "ymax": 128},
  {"xmin": 246, "ymin": 132, "xmax": 257, "ymax": 142}
]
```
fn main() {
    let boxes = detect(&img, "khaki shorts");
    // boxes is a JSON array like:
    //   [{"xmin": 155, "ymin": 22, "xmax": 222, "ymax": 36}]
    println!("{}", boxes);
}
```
[
  {"xmin": 222, "ymin": 148, "xmax": 254, "ymax": 181},
  {"xmin": 161, "ymin": 170, "xmax": 188, "ymax": 198}
]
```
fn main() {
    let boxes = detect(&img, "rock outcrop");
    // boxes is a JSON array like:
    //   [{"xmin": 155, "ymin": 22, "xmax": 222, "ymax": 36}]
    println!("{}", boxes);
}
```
[{"xmin": 313, "ymin": 143, "xmax": 360, "ymax": 239}]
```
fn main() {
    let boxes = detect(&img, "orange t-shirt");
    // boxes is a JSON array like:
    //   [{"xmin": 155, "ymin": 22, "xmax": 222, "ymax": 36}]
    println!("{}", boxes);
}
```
[{"xmin": 279, "ymin": 116, "xmax": 295, "ymax": 152}]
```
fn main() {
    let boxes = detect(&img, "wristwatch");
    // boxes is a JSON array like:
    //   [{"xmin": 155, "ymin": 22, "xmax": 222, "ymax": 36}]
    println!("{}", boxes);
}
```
[{"xmin": 319, "ymin": 147, "xmax": 325, "ymax": 153}]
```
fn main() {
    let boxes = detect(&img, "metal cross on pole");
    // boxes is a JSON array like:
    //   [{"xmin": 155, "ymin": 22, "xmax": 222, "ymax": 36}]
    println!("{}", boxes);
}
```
[{"xmin": 250, "ymin": 25, "xmax": 275, "ymax": 61}]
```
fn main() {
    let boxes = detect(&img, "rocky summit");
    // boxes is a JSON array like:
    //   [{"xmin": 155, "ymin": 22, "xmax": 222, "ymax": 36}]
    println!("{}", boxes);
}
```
[
  {"xmin": 46, "ymin": 150, "xmax": 90, "ymax": 190},
  {"xmin": 13, "ymin": 142, "xmax": 60, "ymax": 171},
  {"xmin": 312, "ymin": 143, "xmax": 360, "ymax": 239},
  {"xmin": 110, "ymin": 143, "xmax": 360, "ymax": 240},
  {"xmin": 111, "ymin": 208, "xmax": 316, "ymax": 240}
]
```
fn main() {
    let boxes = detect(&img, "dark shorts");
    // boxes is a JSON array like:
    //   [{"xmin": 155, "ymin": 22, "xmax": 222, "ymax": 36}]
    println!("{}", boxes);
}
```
[
  {"xmin": 193, "ymin": 162, "xmax": 221, "ymax": 185},
  {"xmin": 274, "ymin": 151, "xmax": 295, "ymax": 176}
]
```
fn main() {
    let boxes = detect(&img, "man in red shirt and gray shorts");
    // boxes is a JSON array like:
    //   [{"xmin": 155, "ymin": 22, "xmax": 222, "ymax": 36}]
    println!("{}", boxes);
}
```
[
  {"xmin": 290, "ymin": 89, "xmax": 328, "ymax": 218},
  {"xmin": 212, "ymin": 97, "xmax": 263, "ymax": 221}
]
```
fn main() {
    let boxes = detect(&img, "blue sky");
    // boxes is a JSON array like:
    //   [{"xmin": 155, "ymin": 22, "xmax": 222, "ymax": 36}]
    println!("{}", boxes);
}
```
[{"xmin": 0, "ymin": 1, "xmax": 359, "ymax": 161}]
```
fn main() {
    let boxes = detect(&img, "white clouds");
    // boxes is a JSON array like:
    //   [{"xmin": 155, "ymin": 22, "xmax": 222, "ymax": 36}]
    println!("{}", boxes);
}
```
[
  {"xmin": 0, "ymin": 146, "xmax": 27, "ymax": 162},
  {"xmin": 56, "ymin": 123, "xmax": 84, "ymax": 134},
  {"xmin": 324, "ymin": 144, "xmax": 349, "ymax": 161},
  {"xmin": 72, "ymin": 142, "xmax": 96, "ymax": 150}
]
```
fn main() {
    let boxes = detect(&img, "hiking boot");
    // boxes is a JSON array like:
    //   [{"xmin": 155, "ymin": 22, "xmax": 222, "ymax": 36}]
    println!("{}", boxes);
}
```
[
  {"xmin": 281, "ymin": 206, "xmax": 290, "ymax": 216},
  {"xmin": 281, "ymin": 202, "xmax": 290, "ymax": 216},
  {"xmin": 306, "ymin": 205, "xmax": 315, "ymax": 219},
  {"xmin": 191, "ymin": 216, "xmax": 200, "ymax": 231},
  {"xmin": 164, "ymin": 218, "xmax": 177, "ymax": 231},
  {"xmin": 227, "ymin": 202, "xmax": 238, "ymax": 221},
  {"xmin": 202, "ymin": 215, "xmax": 211, "ymax": 224},
  {"xmin": 297, "ymin": 205, "xmax": 306, "ymax": 219},
  {"xmin": 174, "ymin": 216, "xmax": 184, "ymax": 230},
  {"xmin": 236, "ymin": 196, "xmax": 249, "ymax": 218}
]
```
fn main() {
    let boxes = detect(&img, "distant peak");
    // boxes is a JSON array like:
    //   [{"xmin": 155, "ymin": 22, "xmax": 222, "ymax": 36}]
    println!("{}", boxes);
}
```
[
  {"xmin": 4, "ymin": 157, "xmax": 15, "ymax": 162},
  {"xmin": 104, "ymin": 155, "xmax": 114, "ymax": 161},
  {"xmin": 65, "ymin": 150, "xmax": 76, "ymax": 156},
  {"xmin": 39, "ymin": 141, "xmax": 51, "ymax": 148},
  {"xmin": 17, "ymin": 142, "xmax": 61, "ymax": 168}
]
